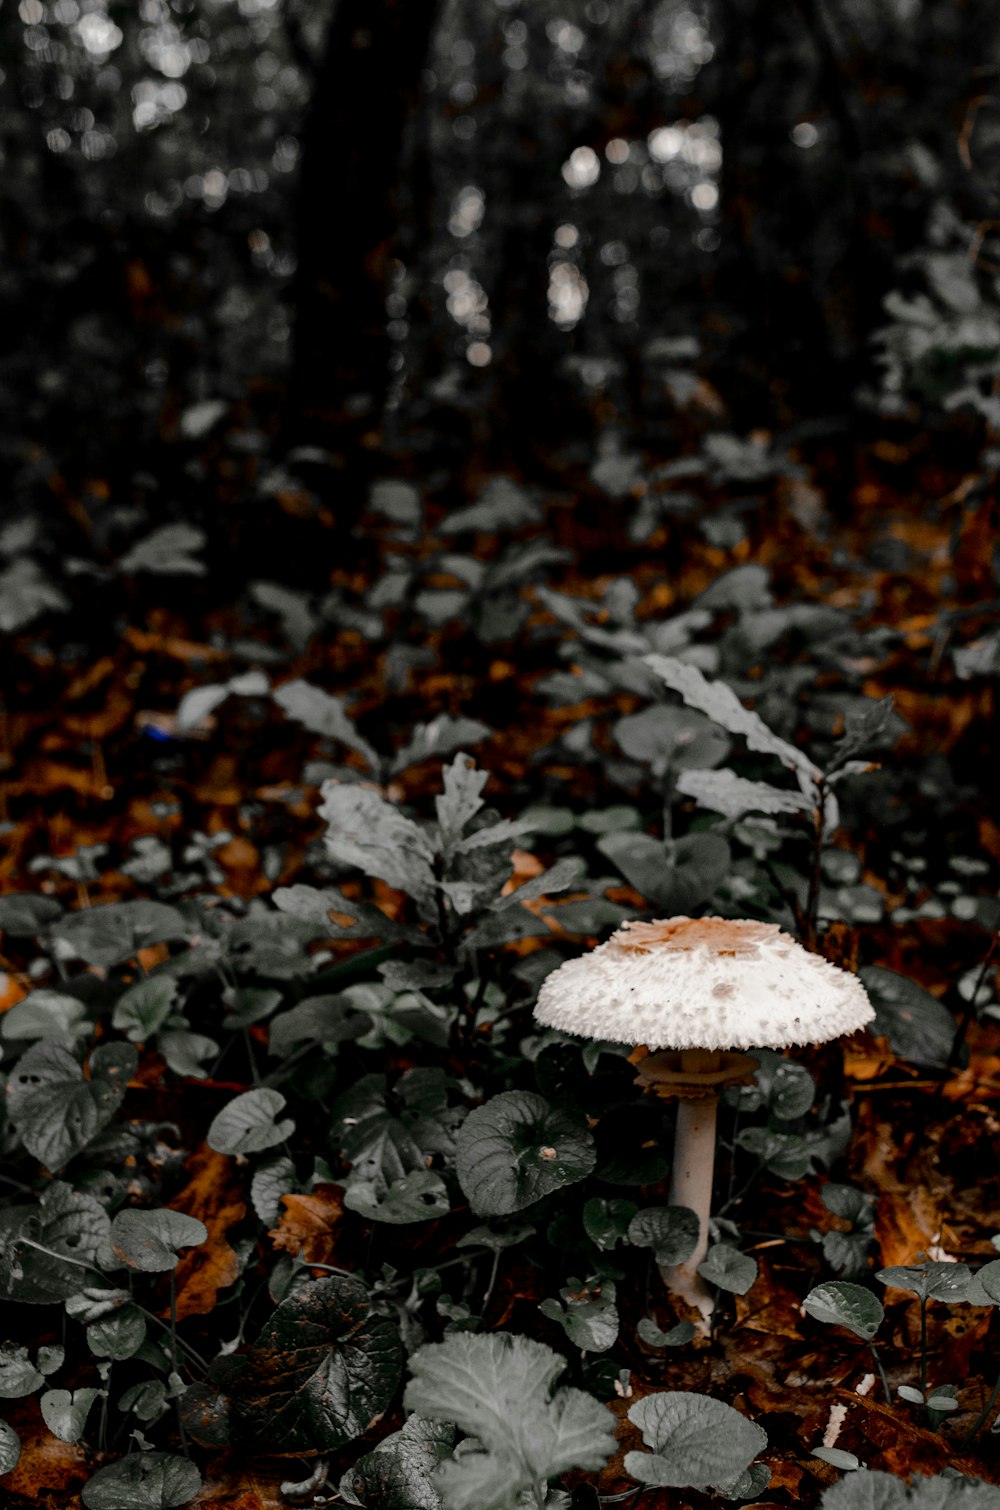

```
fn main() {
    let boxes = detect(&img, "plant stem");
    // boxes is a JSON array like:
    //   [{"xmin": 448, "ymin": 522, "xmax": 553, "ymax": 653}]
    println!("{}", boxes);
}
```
[
  {"xmin": 962, "ymin": 1365, "xmax": 1000, "ymax": 1446},
  {"xmin": 169, "ymin": 1270, "xmax": 190, "ymax": 1455},
  {"xmin": 870, "ymin": 1341, "xmax": 892, "ymax": 1404},
  {"xmin": 483, "ymin": 1249, "xmax": 501, "ymax": 1313},
  {"xmin": 920, "ymin": 1296, "xmax": 928, "ymax": 1405}
]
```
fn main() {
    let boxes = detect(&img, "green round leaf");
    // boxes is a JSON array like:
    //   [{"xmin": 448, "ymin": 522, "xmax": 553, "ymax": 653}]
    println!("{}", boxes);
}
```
[
  {"xmin": 81, "ymin": 1451, "xmax": 202, "ymax": 1509},
  {"xmin": 87, "ymin": 1306, "xmax": 147, "ymax": 1360},
  {"xmin": 455, "ymin": 1091, "xmax": 595, "ymax": 1218},
  {"xmin": 0, "ymin": 991, "xmax": 88, "ymax": 1043},
  {"xmin": 803, "ymin": 1281, "xmax": 884, "ymax": 1340},
  {"xmin": 52, "ymin": 902, "xmax": 188, "ymax": 969},
  {"xmin": 627, "ymin": 1207, "xmax": 699, "ymax": 1267},
  {"xmin": 697, "ymin": 1244, "xmax": 758, "ymax": 1296},
  {"xmin": 207, "ymin": 1088, "xmax": 295, "ymax": 1156},
  {"xmin": 111, "ymin": 977, "xmax": 178, "ymax": 1043},
  {"xmin": 108, "ymin": 1209, "xmax": 207, "ymax": 1273},
  {"xmin": 962, "ymin": 1258, "xmax": 1000, "ymax": 1306},
  {"xmin": 626, "ymin": 1390, "xmax": 768, "ymax": 1490},
  {"xmin": 0, "ymin": 1346, "xmax": 45, "ymax": 1399}
]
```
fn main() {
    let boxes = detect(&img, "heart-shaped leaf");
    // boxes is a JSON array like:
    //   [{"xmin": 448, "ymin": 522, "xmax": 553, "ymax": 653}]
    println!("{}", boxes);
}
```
[
  {"xmin": 108, "ymin": 1209, "xmax": 208, "ymax": 1273},
  {"xmin": 0, "ymin": 894, "xmax": 62, "ymax": 936},
  {"xmin": 625, "ymin": 1390, "xmax": 767, "ymax": 1490},
  {"xmin": 6, "ymin": 1040, "xmax": 136, "ymax": 1170},
  {"xmin": 698, "ymin": 1243, "xmax": 758, "ymax": 1296},
  {"xmin": 207, "ymin": 1088, "xmax": 295, "ymax": 1156},
  {"xmin": 111, "ymin": 977, "xmax": 179, "ymax": 1042},
  {"xmin": 40, "ymin": 1387, "xmax": 100, "ymax": 1443},
  {"xmin": 627, "ymin": 1207, "xmax": 699, "ymax": 1267},
  {"xmin": 455, "ymin": 1091, "xmax": 595, "ymax": 1218},
  {"xmin": 51, "ymin": 902, "xmax": 188, "ymax": 968},
  {"xmin": 0, "ymin": 991, "xmax": 89, "ymax": 1043},
  {"xmin": 180, "ymin": 1274, "xmax": 403, "ymax": 1454}
]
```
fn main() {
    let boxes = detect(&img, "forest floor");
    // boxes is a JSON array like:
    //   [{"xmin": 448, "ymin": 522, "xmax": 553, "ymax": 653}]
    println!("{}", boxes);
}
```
[{"xmin": 1, "ymin": 418, "xmax": 1000, "ymax": 1508}]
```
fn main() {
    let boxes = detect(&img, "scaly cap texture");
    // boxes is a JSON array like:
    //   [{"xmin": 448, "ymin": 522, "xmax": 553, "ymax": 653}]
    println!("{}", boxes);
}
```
[{"xmin": 533, "ymin": 916, "xmax": 874, "ymax": 1051}]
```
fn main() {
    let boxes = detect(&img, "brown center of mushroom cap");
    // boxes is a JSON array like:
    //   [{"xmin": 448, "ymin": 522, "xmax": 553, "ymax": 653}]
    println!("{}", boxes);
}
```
[{"xmin": 610, "ymin": 916, "xmax": 781, "ymax": 957}]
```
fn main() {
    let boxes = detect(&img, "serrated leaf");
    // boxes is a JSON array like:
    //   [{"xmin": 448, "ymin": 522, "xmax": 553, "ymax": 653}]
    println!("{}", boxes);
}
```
[
  {"xmin": 81, "ymin": 1450, "xmax": 202, "ymax": 1508},
  {"xmin": 111, "ymin": 976, "xmax": 179, "ymax": 1042},
  {"xmin": 455, "ymin": 1091, "xmax": 595, "ymax": 1217},
  {"xmin": 7, "ymin": 1040, "xmax": 136, "ymax": 1170},
  {"xmin": 645, "ymin": 654, "xmax": 820, "ymax": 783},
  {"xmin": 404, "ymin": 1332, "xmax": 615, "ymax": 1510},
  {"xmin": 697, "ymin": 1244, "xmax": 757, "ymax": 1295},
  {"xmin": 627, "ymin": 1207, "xmax": 699, "ymax": 1267},
  {"xmin": 0, "ymin": 1419, "xmax": 21, "ymax": 1474},
  {"xmin": 676, "ymin": 768, "xmax": 811, "ymax": 819},
  {"xmin": 179, "ymin": 1274, "xmax": 403, "ymax": 1454},
  {"xmin": 803, "ymin": 1281, "xmax": 883, "ymax": 1340},
  {"xmin": 274, "ymin": 680, "xmax": 378, "ymax": 771},
  {"xmin": 40, "ymin": 1387, "xmax": 100, "ymax": 1443},
  {"xmin": 108, "ymin": 1209, "xmax": 208, "ymax": 1273},
  {"xmin": 207, "ymin": 1089, "xmax": 294, "ymax": 1156},
  {"xmin": 625, "ymin": 1390, "xmax": 767, "ymax": 1490},
  {"xmin": 320, "ymin": 782, "xmax": 436, "ymax": 904},
  {"xmin": 435, "ymin": 754, "xmax": 489, "ymax": 855}
]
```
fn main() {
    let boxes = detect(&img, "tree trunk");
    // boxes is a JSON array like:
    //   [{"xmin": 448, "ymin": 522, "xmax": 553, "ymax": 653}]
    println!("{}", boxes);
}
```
[{"xmin": 286, "ymin": 0, "xmax": 441, "ymax": 499}]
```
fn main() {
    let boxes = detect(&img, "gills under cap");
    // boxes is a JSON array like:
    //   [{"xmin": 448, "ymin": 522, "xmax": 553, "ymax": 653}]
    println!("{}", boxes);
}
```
[{"xmin": 533, "ymin": 915, "xmax": 875, "ymax": 1052}]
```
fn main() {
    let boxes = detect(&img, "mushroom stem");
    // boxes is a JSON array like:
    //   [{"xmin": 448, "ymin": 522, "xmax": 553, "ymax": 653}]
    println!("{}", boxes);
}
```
[{"xmin": 662, "ymin": 1048, "xmax": 720, "ymax": 1325}]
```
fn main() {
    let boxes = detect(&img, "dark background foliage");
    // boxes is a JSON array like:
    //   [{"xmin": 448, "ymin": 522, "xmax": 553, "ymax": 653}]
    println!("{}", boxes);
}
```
[{"xmin": 4, "ymin": 0, "xmax": 1000, "ymax": 514}]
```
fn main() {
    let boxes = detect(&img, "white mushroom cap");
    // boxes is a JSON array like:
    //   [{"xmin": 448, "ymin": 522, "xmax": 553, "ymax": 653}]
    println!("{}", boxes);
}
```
[{"xmin": 534, "ymin": 916, "xmax": 875, "ymax": 1052}]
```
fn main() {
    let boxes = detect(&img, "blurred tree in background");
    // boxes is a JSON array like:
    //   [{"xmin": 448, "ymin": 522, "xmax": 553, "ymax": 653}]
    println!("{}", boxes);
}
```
[{"xmin": 2, "ymin": 0, "xmax": 999, "ymax": 513}]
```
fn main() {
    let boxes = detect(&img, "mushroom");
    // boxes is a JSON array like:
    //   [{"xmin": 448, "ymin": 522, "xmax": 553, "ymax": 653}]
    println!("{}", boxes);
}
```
[{"xmin": 533, "ymin": 916, "xmax": 874, "ymax": 1324}]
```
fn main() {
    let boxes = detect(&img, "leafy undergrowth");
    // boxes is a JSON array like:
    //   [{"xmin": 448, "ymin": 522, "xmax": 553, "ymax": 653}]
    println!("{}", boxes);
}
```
[{"xmin": 1, "ymin": 442, "xmax": 1000, "ymax": 1509}]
